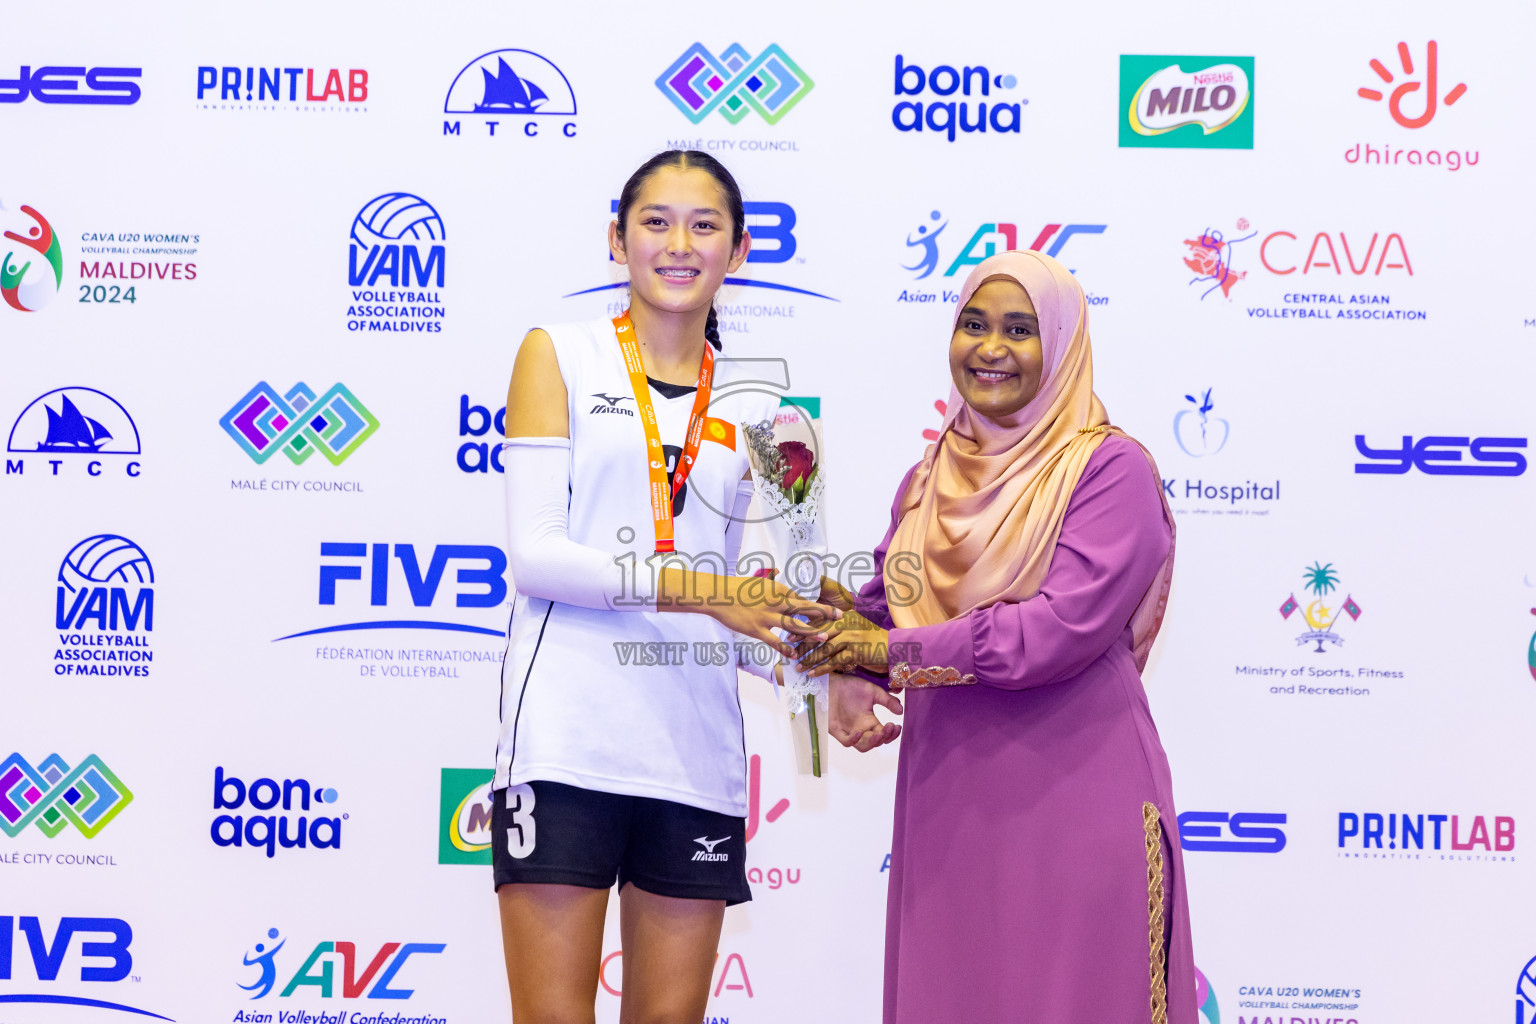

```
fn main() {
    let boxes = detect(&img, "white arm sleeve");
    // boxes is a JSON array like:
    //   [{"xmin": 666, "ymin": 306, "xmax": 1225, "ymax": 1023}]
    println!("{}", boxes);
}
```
[
  {"xmin": 723, "ymin": 475, "xmax": 779, "ymax": 683},
  {"xmin": 503, "ymin": 437, "xmax": 653, "ymax": 611}
]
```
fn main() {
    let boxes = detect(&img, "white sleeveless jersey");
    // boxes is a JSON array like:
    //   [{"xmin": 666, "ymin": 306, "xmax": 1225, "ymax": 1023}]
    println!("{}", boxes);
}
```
[{"xmin": 495, "ymin": 318, "xmax": 780, "ymax": 816}]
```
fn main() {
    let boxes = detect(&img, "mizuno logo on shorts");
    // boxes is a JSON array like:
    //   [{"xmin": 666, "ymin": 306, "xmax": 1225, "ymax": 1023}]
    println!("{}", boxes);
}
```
[{"xmin": 692, "ymin": 835, "xmax": 729, "ymax": 862}]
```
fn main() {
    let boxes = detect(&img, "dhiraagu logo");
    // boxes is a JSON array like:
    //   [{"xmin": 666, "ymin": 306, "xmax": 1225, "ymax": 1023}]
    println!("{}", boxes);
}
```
[
  {"xmin": 1119, "ymin": 55, "xmax": 1253, "ymax": 149},
  {"xmin": 438, "ymin": 768, "xmax": 493, "ymax": 864}
]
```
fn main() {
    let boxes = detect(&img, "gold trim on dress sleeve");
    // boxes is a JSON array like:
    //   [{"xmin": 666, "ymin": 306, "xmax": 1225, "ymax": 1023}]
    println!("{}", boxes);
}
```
[
  {"xmin": 1143, "ymin": 801, "xmax": 1168, "ymax": 1024},
  {"xmin": 889, "ymin": 663, "xmax": 978, "ymax": 689}
]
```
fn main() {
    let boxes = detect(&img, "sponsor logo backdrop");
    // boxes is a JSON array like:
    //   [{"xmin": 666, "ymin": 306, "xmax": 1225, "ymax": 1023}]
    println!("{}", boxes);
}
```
[{"xmin": 3, "ymin": 1, "xmax": 1533, "ymax": 1021}]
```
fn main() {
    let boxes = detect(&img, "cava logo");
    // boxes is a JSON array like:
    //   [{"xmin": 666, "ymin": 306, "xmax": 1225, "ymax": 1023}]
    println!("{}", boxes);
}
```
[
  {"xmin": 437, "ymin": 768, "xmax": 493, "ymax": 865},
  {"xmin": 6, "ymin": 387, "xmax": 143, "ymax": 479},
  {"xmin": 443, "ymin": 48, "xmax": 577, "ymax": 139},
  {"xmin": 0, "ymin": 754, "xmax": 132, "ymax": 838},
  {"xmin": 211, "ymin": 767, "xmax": 344, "ymax": 858},
  {"xmin": 1119, "ymin": 55, "xmax": 1254, "ymax": 149},
  {"xmin": 220, "ymin": 382, "xmax": 378, "ymax": 466},
  {"xmin": 1, "ymin": 203, "xmax": 63, "ymax": 313},
  {"xmin": 658, "ymin": 43, "xmax": 812, "ymax": 125},
  {"xmin": 1280, "ymin": 562, "xmax": 1361, "ymax": 653},
  {"xmin": 237, "ymin": 926, "xmax": 445, "ymax": 1001},
  {"xmin": 346, "ymin": 192, "xmax": 447, "ymax": 334}
]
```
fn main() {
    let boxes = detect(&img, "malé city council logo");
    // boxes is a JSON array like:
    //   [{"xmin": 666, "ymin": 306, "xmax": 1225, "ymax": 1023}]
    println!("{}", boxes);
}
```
[
  {"xmin": 0, "ymin": 753, "xmax": 133, "ymax": 838},
  {"xmin": 1280, "ymin": 562, "xmax": 1362, "ymax": 652},
  {"xmin": 220, "ymin": 382, "xmax": 378, "ymax": 465},
  {"xmin": 1119, "ymin": 55, "xmax": 1254, "ymax": 149},
  {"xmin": 657, "ymin": 43, "xmax": 813, "ymax": 124},
  {"xmin": 1, "ymin": 202, "xmax": 63, "ymax": 313}
]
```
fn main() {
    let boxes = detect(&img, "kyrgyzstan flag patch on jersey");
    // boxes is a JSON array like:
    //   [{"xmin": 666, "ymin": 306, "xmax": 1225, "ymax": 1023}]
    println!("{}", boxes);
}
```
[{"xmin": 702, "ymin": 417, "xmax": 736, "ymax": 450}]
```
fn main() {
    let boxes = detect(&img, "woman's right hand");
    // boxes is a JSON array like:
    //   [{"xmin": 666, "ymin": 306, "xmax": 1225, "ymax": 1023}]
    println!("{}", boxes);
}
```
[
  {"xmin": 829, "ymin": 673, "xmax": 903, "ymax": 751},
  {"xmin": 703, "ymin": 574, "xmax": 841, "ymax": 658}
]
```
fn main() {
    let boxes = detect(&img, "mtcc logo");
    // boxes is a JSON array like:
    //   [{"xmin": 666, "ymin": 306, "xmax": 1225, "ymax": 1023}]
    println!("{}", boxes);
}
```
[
  {"xmin": 443, "ymin": 48, "xmax": 577, "ymax": 138},
  {"xmin": 239, "ymin": 926, "xmax": 445, "ymax": 1000},
  {"xmin": 2, "ymin": 203, "xmax": 63, "ymax": 313},
  {"xmin": 1119, "ymin": 55, "xmax": 1254, "ymax": 149},
  {"xmin": 220, "ymin": 382, "xmax": 379, "ymax": 466},
  {"xmin": 6, "ymin": 387, "xmax": 143, "ymax": 478},
  {"xmin": 1174, "ymin": 389, "xmax": 1229, "ymax": 457},
  {"xmin": 658, "ymin": 43, "xmax": 813, "ymax": 125},
  {"xmin": 1280, "ymin": 562, "xmax": 1362, "ymax": 653},
  {"xmin": 1358, "ymin": 40, "xmax": 1465, "ymax": 129},
  {"xmin": 0, "ymin": 754, "xmax": 133, "ymax": 839},
  {"xmin": 437, "ymin": 768, "xmax": 494, "ymax": 865}
]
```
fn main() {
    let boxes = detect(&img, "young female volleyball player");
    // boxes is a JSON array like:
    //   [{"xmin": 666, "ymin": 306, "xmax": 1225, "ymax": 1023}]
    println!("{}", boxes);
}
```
[{"xmin": 495, "ymin": 151, "xmax": 831, "ymax": 1023}]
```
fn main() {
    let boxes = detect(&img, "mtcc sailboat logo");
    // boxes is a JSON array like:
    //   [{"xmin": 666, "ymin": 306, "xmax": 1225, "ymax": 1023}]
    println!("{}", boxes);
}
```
[
  {"xmin": 445, "ymin": 49, "xmax": 577, "ymax": 115},
  {"xmin": 1280, "ymin": 562, "xmax": 1362, "ymax": 652}
]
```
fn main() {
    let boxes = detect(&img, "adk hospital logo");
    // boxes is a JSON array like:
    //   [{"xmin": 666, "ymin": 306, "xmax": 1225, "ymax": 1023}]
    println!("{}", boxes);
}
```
[
  {"xmin": 53, "ymin": 534, "xmax": 155, "ymax": 678},
  {"xmin": 6, "ymin": 387, "xmax": 143, "ymax": 479},
  {"xmin": 346, "ymin": 192, "xmax": 446, "ymax": 334}
]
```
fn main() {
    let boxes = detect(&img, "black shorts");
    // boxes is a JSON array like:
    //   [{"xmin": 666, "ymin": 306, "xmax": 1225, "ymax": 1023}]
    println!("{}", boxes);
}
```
[{"xmin": 491, "ymin": 781, "xmax": 751, "ymax": 906}]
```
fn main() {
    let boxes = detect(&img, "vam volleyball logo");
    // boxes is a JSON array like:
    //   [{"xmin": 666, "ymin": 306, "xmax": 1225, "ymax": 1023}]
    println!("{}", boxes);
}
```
[
  {"xmin": 1119, "ymin": 55, "xmax": 1254, "ymax": 149},
  {"xmin": 346, "ymin": 192, "xmax": 447, "ymax": 334},
  {"xmin": 54, "ymin": 534, "xmax": 155, "ymax": 677},
  {"xmin": 1, "ymin": 202, "xmax": 63, "ymax": 313},
  {"xmin": 0, "ymin": 753, "xmax": 133, "ymax": 838},
  {"xmin": 443, "ymin": 48, "xmax": 577, "ymax": 139}
]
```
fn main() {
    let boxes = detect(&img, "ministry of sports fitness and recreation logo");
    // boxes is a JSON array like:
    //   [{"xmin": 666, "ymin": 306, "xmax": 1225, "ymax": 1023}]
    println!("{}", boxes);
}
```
[
  {"xmin": 6, "ymin": 387, "xmax": 143, "ymax": 480},
  {"xmin": 0, "ymin": 753, "xmax": 132, "ymax": 838},
  {"xmin": 1346, "ymin": 39, "xmax": 1477, "ymax": 171},
  {"xmin": 1119, "ymin": 55, "xmax": 1253, "ymax": 149},
  {"xmin": 54, "ymin": 534, "xmax": 155, "ymax": 677},
  {"xmin": 1179, "ymin": 218, "xmax": 1427, "ymax": 322},
  {"xmin": 438, "ymin": 768, "xmax": 493, "ymax": 865},
  {"xmin": 221, "ymin": 382, "xmax": 378, "ymax": 466},
  {"xmin": 658, "ymin": 43, "xmax": 813, "ymax": 125},
  {"xmin": 346, "ymin": 192, "xmax": 447, "ymax": 333},
  {"xmin": 195, "ymin": 64, "xmax": 369, "ymax": 112},
  {"xmin": 443, "ymin": 48, "xmax": 577, "ymax": 139},
  {"xmin": 1280, "ymin": 562, "xmax": 1362, "ymax": 653},
  {"xmin": 2, "ymin": 202, "xmax": 63, "ymax": 313}
]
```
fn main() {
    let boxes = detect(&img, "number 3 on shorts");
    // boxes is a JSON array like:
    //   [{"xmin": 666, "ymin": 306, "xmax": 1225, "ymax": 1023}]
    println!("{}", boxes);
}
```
[{"xmin": 504, "ymin": 784, "xmax": 537, "ymax": 859}]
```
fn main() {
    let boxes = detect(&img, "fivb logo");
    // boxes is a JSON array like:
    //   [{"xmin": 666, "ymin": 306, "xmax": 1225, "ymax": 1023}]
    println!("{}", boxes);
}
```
[
  {"xmin": 1119, "ymin": 55, "xmax": 1254, "ymax": 149},
  {"xmin": 220, "ymin": 382, "xmax": 379, "ymax": 466},
  {"xmin": 0, "ymin": 915, "xmax": 167, "ymax": 1022},
  {"xmin": 212, "ymin": 767, "xmax": 344, "ymax": 858},
  {"xmin": 658, "ymin": 43, "xmax": 813, "ymax": 125},
  {"xmin": 0, "ymin": 754, "xmax": 133, "ymax": 839},
  {"xmin": 2, "ymin": 202, "xmax": 63, "ymax": 313},
  {"xmin": 239, "ymin": 926, "xmax": 445, "ymax": 1001}
]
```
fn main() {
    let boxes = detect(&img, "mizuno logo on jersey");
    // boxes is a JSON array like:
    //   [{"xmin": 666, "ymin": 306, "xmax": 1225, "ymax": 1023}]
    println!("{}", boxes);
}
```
[
  {"xmin": 589, "ymin": 393, "xmax": 635, "ymax": 416},
  {"xmin": 692, "ymin": 835, "xmax": 730, "ymax": 862}
]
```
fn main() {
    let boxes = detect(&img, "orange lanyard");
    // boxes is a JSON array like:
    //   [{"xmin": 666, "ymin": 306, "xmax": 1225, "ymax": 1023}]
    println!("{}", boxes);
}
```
[{"xmin": 612, "ymin": 310, "xmax": 715, "ymax": 553}]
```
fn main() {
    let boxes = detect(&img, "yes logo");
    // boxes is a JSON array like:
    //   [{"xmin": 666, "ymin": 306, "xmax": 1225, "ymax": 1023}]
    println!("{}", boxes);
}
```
[
  {"xmin": 1358, "ymin": 41, "xmax": 1465, "ymax": 129},
  {"xmin": 0, "ymin": 66, "xmax": 141, "ymax": 105},
  {"xmin": 1354, "ymin": 435, "xmax": 1526, "ymax": 476},
  {"xmin": 239, "ymin": 927, "xmax": 445, "ymax": 1000},
  {"xmin": 1173, "ymin": 389, "xmax": 1229, "ymax": 457},
  {"xmin": 1178, "ymin": 811, "xmax": 1287, "ymax": 853}
]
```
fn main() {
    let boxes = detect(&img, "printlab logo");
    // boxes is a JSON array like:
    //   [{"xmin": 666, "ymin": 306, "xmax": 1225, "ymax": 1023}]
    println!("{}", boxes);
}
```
[
  {"xmin": 0, "ymin": 754, "xmax": 133, "ymax": 838},
  {"xmin": 0, "ymin": 915, "xmax": 165, "ymax": 1020},
  {"xmin": 220, "ymin": 382, "xmax": 379, "ymax": 466},
  {"xmin": 1347, "ymin": 41, "xmax": 1476, "ymax": 171},
  {"xmin": 1173, "ymin": 389, "xmax": 1229, "ymax": 457},
  {"xmin": 892, "ymin": 55, "xmax": 1026, "ymax": 141},
  {"xmin": 346, "ymin": 192, "xmax": 447, "ymax": 334},
  {"xmin": 6, "ymin": 387, "xmax": 143, "ymax": 479},
  {"xmin": 658, "ymin": 43, "xmax": 813, "ymax": 125},
  {"xmin": 195, "ymin": 64, "xmax": 369, "ymax": 111},
  {"xmin": 212, "ymin": 767, "xmax": 344, "ymax": 858},
  {"xmin": 1338, "ymin": 810, "xmax": 1514, "ymax": 858},
  {"xmin": 1119, "ymin": 55, "xmax": 1253, "ymax": 149},
  {"xmin": 275, "ymin": 541, "xmax": 508, "ymax": 642},
  {"xmin": 54, "ymin": 534, "xmax": 155, "ymax": 678},
  {"xmin": 1354, "ymin": 434, "xmax": 1527, "ymax": 477},
  {"xmin": 1178, "ymin": 811, "xmax": 1287, "ymax": 853},
  {"xmin": 239, "ymin": 926, "xmax": 445, "ymax": 1000},
  {"xmin": 2, "ymin": 202, "xmax": 63, "ymax": 313},
  {"xmin": 1280, "ymin": 562, "xmax": 1361, "ymax": 653},
  {"xmin": 1196, "ymin": 967, "xmax": 1219, "ymax": 1024},
  {"xmin": 438, "ymin": 768, "xmax": 493, "ymax": 865},
  {"xmin": 443, "ymin": 48, "xmax": 577, "ymax": 138},
  {"xmin": 0, "ymin": 65, "xmax": 142, "ymax": 105}
]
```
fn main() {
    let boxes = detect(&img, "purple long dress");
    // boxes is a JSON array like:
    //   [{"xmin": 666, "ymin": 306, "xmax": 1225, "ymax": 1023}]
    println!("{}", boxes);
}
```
[{"xmin": 855, "ymin": 436, "xmax": 1196, "ymax": 1024}]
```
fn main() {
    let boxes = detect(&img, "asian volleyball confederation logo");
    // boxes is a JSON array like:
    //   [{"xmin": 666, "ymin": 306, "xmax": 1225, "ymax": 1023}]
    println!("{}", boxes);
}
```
[{"xmin": 2, "ymin": 201, "xmax": 63, "ymax": 312}]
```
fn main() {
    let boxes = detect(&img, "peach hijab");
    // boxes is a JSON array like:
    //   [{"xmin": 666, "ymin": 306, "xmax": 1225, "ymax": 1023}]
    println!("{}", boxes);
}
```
[{"xmin": 884, "ymin": 250, "xmax": 1175, "ymax": 672}]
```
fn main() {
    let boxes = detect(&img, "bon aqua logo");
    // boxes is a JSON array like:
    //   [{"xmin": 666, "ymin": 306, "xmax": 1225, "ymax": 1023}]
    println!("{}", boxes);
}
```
[{"xmin": 1, "ymin": 202, "xmax": 63, "ymax": 313}]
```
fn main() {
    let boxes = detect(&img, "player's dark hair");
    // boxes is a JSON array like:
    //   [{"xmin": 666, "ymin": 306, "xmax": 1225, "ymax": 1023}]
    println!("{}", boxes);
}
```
[{"xmin": 615, "ymin": 150, "xmax": 744, "ymax": 350}]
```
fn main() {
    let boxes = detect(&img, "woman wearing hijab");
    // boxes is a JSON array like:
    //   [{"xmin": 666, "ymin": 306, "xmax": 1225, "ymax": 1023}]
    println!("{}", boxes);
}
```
[{"xmin": 797, "ymin": 250, "xmax": 1193, "ymax": 1023}]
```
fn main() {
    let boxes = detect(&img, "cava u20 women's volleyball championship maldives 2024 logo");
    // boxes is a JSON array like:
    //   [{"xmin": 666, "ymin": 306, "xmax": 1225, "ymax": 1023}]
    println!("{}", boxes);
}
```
[
  {"xmin": 1, "ymin": 202, "xmax": 63, "ymax": 312},
  {"xmin": 1119, "ymin": 55, "xmax": 1253, "ymax": 149}
]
